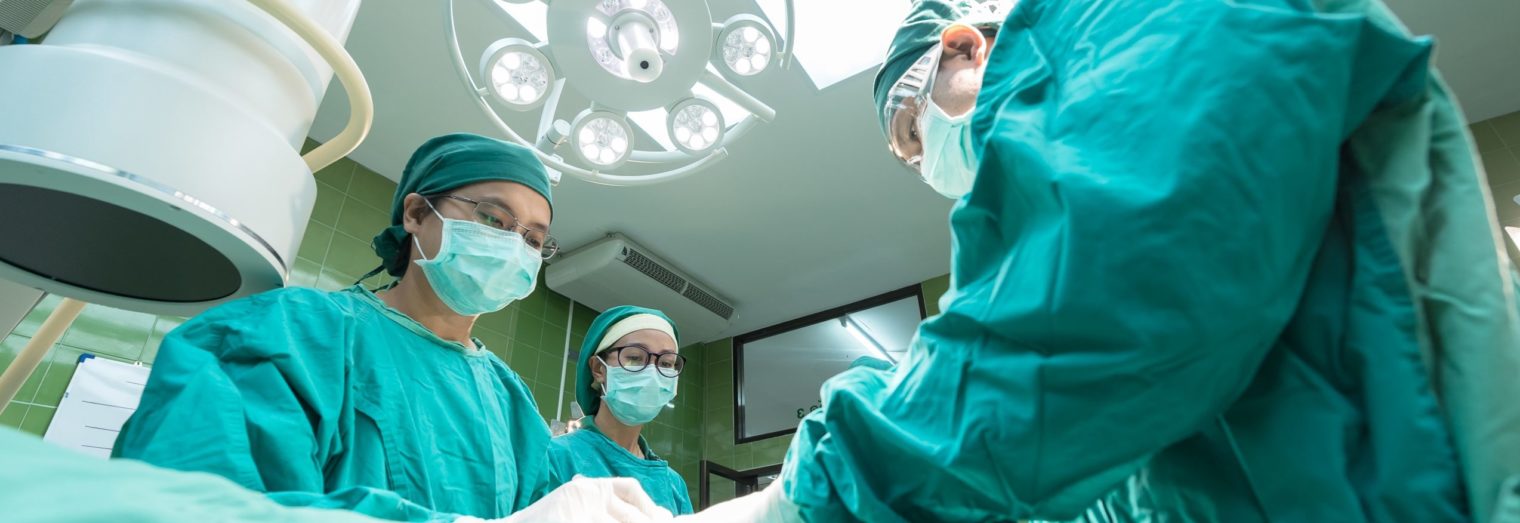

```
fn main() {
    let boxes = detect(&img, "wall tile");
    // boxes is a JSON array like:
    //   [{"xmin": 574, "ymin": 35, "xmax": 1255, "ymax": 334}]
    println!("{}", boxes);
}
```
[
  {"xmin": 514, "ymin": 319, "xmax": 544, "ymax": 352},
  {"xmin": 545, "ymin": 293, "xmax": 571, "ymax": 328},
  {"xmin": 325, "ymin": 233, "xmax": 382, "ymax": 281},
  {"xmin": 922, "ymin": 273, "xmax": 951, "ymax": 316},
  {"xmin": 59, "ymin": 304, "xmax": 155, "ymax": 361},
  {"xmin": 316, "ymin": 268, "xmax": 358, "ymax": 292},
  {"xmin": 1490, "ymin": 112, "xmax": 1520, "ymax": 149},
  {"xmin": 289, "ymin": 258, "xmax": 323, "ymax": 288},
  {"xmin": 18, "ymin": 405, "xmax": 54, "ymax": 436},
  {"xmin": 347, "ymin": 167, "xmax": 398, "ymax": 212},
  {"xmin": 336, "ymin": 196, "xmax": 390, "ymax": 241},
  {"xmin": 509, "ymin": 343, "xmax": 541, "ymax": 378},
  {"xmin": 310, "ymin": 184, "xmax": 344, "ymax": 227},
  {"xmin": 1482, "ymin": 148, "xmax": 1520, "ymax": 188},
  {"xmin": 1471, "ymin": 122, "xmax": 1506, "ymax": 154},
  {"xmin": 140, "ymin": 316, "xmax": 185, "ymax": 365},
  {"xmin": 11, "ymin": 294, "xmax": 62, "ymax": 338},
  {"xmin": 33, "ymin": 346, "xmax": 88, "ymax": 407},
  {"xmin": 0, "ymin": 403, "xmax": 27, "ymax": 429},
  {"xmin": 314, "ymin": 157, "xmax": 357, "ymax": 192},
  {"xmin": 477, "ymin": 307, "xmax": 518, "ymax": 338},
  {"xmin": 297, "ymin": 222, "xmax": 335, "ymax": 264}
]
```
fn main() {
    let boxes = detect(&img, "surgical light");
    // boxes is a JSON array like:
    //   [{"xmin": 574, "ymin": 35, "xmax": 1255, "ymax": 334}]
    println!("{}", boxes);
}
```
[
  {"xmin": 449, "ymin": 0, "xmax": 792, "ymax": 185},
  {"xmin": 481, "ymin": 38, "xmax": 555, "ymax": 110},
  {"xmin": 717, "ymin": 14, "xmax": 774, "ymax": 77},
  {"xmin": 666, "ymin": 97, "xmax": 723, "ymax": 154},
  {"xmin": 571, "ymin": 110, "xmax": 634, "ymax": 168}
]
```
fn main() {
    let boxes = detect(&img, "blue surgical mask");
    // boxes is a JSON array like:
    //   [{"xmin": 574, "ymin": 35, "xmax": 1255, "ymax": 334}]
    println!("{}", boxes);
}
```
[
  {"xmin": 413, "ymin": 204, "xmax": 541, "ymax": 316},
  {"xmin": 601, "ymin": 364, "xmax": 677, "ymax": 426},
  {"xmin": 918, "ymin": 99, "xmax": 978, "ymax": 199}
]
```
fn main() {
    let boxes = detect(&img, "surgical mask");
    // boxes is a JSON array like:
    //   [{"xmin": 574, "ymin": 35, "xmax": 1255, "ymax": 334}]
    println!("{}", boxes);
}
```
[
  {"xmin": 601, "ymin": 365, "xmax": 677, "ymax": 426},
  {"xmin": 918, "ymin": 99, "xmax": 977, "ymax": 199},
  {"xmin": 413, "ymin": 204, "xmax": 541, "ymax": 316}
]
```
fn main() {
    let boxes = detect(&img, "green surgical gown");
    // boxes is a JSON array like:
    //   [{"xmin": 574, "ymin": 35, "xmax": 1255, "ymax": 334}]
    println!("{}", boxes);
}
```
[
  {"xmin": 546, "ymin": 420, "xmax": 693, "ymax": 515},
  {"xmin": 782, "ymin": 0, "xmax": 1520, "ymax": 521},
  {"xmin": 113, "ymin": 286, "xmax": 553, "ymax": 521},
  {"xmin": 0, "ymin": 427, "xmax": 385, "ymax": 523}
]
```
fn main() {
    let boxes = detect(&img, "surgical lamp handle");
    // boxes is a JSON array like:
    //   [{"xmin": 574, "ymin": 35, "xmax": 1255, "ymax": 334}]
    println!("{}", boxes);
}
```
[{"xmin": 246, "ymin": 0, "xmax": 374, "ymax": 174}]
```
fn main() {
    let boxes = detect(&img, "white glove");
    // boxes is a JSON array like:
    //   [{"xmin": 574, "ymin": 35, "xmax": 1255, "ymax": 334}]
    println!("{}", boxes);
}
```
[
  {"xmin": 673, "ymin": 481, "xmax": 803, "ymax": 523},
  {"xmin": 458, "ymin": 476, "xmax": 674, "ymax": 523}
]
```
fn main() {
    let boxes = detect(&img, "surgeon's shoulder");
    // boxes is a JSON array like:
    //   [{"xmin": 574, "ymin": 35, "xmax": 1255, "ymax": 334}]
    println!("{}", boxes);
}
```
[{"xmin": 176, "ymin": 286, "xmax": 362, "ymax": 348}]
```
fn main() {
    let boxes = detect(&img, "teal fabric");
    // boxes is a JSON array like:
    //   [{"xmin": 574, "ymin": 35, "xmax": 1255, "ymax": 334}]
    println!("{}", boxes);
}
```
[
  {"xmin": 114, "ymin": 286, "xmax": 553, "ymax": 521},
  {"xmin": 372, "ymin": 133, "xmax": 553, "ymax": 278},
  {"xmin": 0, "ymin": 427, "xmax": 386, "ymax": 523},
  {"xmin": 574, "ymin": 305, "xmax": 680, "ymax": 417},
  {"xmin": 782, "ymin": 0, "xmax": 1520, "ymax": 521},
  {"xmin": 545, "ymin": 419, "xmax": 694, "ymax": 515}
]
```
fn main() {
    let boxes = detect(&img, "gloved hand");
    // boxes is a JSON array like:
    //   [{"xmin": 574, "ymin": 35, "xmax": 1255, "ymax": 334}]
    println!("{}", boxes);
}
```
[
  {"xmin": 674, "ymin": 481, "xmax": 802, "ymax": 523},
  {"xmin": 457, "ymin": 476, "xmax": 674, "ymax": 523}
]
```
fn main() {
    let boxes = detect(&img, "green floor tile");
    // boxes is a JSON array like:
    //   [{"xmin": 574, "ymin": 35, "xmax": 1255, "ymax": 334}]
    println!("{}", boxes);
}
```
[{"xmin": 11, "ymin": 294, "xmax": 62, "ymax": 338}]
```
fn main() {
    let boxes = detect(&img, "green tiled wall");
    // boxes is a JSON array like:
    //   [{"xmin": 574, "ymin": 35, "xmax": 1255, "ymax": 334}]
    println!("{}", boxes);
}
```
[
  {"xmin": 1472, "ymin": 111, "xmax": 1520, "ymax": 264},
  {"xmin": 0, "ymin": 151, "xmax": 716, "ymax": 488}
]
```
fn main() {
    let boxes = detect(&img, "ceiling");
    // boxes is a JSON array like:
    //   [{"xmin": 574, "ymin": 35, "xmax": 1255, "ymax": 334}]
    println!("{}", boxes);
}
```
[{"xmin": 309, "ymin": 0, "xmax": 1520, "ymax": 339}]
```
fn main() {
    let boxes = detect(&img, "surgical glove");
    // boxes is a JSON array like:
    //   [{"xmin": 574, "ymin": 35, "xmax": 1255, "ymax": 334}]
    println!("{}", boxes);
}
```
[
  {"xmin": 674, "ymin": 481, "xmax": 802, "ymax": 523},
  {"xmin": 457, "ymin": 476, "xmax": 674, "ymax": 523}
]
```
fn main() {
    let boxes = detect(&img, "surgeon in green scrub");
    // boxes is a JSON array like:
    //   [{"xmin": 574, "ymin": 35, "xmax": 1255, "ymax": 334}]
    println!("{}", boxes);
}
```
[
  {"xmin": 113, "ymin": 133, "xmax": 670, "ymax": 523},
  {"xmin": 685, "ymin": 0, "xmax": 1520, "ymax": 522},
  {"xmin": 547, "ymin": 306, "xmax": 694, "ymax": 515}
]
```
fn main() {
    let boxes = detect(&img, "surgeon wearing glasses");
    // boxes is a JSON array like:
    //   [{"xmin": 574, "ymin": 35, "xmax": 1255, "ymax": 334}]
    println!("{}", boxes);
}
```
[
  {"xmin": 547, "ymin": 306, "xmax": 694, "ymax": 516},
  {"xmin": 114, "ymin": 133, "xmax": 669, "ymax": 523}
]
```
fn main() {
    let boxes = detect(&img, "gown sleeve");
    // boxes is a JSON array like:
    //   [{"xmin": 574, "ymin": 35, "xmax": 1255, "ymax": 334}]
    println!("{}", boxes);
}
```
[
  {"xmin": 780, "ymin": 0, "xmax": 1433, "ymax": 520},
  {"xmin": 113, "ymin": 289, "xmax": 455, "ymax": 522}
]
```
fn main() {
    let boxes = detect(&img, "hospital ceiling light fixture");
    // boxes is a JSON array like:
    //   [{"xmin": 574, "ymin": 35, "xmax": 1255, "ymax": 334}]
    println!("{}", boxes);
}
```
[
  {"xmin": 447, "ymin": 0, "xmax": 794, "ymax": 186},
  {"xmin": 666, "ymin": 96, "xmax": 722, "ymax": 154},
  {"xmin": 716, "ymin": 14, "xmax": 774, "ymax": 77},
  {"xmin": 571, "ymin": 109, "xmax": 633, "ymax": 168},
  {"xmin": 843, "ymin": 315, "xmax": 896, "ymax": 364}
]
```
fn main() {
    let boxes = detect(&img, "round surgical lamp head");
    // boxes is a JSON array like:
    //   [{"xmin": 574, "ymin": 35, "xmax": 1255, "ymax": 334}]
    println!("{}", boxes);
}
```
[
  {"xmin": 480, "ymin": 38, "xmax": 556, "ymax": 110},
  {"xmin": 570, "ymin": 109, "xmax": 634, "ymax": 169},
  {"xmin": 666, "ymin": 97, "xmax": 724, "ymax": 155},
  {"xmin": 716, "ymin": 14, "xmax": 774, "ymax": 77},
  {"xmin": 607, "ymin": 10, "xmax": 664, "ymax": 83}
]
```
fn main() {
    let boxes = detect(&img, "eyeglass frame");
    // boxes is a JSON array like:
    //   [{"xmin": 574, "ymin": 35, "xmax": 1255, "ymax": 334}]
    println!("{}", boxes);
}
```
[
  {"xmin": 427, "ymin": 193, "xmax": 560, "ymax": 259},
  {"xmin": 596, "ymin": 345, "xmax": 686, "ymax": 378}
]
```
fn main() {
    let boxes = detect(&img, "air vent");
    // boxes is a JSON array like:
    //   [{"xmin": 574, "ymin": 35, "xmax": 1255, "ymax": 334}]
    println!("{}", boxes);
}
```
[
  {"xmin": 682, "ymin": 284, "xmax": 734, "ymax": 320},
  {"xmin": 620, "ymin": 247, "xmax": 687, "ymax": 293}
]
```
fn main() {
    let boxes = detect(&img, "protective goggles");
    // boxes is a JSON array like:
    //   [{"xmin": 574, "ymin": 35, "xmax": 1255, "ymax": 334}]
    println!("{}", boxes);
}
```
[{"xmin": 881, "ymin": 23, "xmax": 999, "ymax": 174}]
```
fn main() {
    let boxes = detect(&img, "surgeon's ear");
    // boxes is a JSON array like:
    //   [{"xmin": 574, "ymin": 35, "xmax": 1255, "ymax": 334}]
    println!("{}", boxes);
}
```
[
  {"xmin": 590, "ymin": 356, "xmax": 607, "ymax": 390},
  {"xmin": 941, "ymin": 23, "xmax": 989, "ymax": 66},
  {"xmin": 400, "ymin": 194, "xmax": 430, "ymax": 235}
]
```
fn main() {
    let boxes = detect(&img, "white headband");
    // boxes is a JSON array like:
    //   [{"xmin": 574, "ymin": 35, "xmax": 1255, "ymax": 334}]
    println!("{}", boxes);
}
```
[{"xmin": 595, "ymin": 314, "xmax": 677, "ymax": 354}]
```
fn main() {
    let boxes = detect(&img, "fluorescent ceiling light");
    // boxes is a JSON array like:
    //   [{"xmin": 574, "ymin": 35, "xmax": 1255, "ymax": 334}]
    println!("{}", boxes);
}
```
[
  {"xmin": 755, "ymin": 0, "xmax": 910, "ymax": 90},
  {"xmin": 843, "ymin": 316, "xmax": 896, "ymax": 364},
  {"xmin": 1506, "ymin": 226, "xmax": 1520, "ymax": 251},
  {"xmin": 495, "ymin": 1, "xmax": 548, "ymax": 41}
]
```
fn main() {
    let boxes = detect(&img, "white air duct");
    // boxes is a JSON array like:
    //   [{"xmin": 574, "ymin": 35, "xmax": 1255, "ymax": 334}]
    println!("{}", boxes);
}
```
[
  {"xmin": 0, "ymin": 0, "xmax": 370, "ymax": 316},
  {"xmin": 546, "ymin": 234, "xmax": 734, "ymax": 344}
]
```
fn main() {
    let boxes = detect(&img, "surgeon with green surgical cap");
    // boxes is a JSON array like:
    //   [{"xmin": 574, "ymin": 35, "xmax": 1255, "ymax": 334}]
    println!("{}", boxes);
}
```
[
  {"xmin": 684, "ymin": 0, "xmax": 1520, "ymax": 522},
  {"xmin": 546, "ymin": 306, "xmax": 694, "ymax": 515},
  {"xmin": 114, "ymin": 133, "xmax": 671, "ymax": 523}
]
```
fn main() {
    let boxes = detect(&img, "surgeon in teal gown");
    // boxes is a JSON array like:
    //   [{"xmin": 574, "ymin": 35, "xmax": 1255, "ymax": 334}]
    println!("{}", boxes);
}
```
[
  {"xmin": 686, "ymin": 0, "xmax": 1520, "ymax": 522},
  {"xmin": 547, "ymin": 305, "xmax": 694, "ymax": 515},
  {"xmin": 112, "ymin": 134, "xmax": 656, "ymax": 522}
]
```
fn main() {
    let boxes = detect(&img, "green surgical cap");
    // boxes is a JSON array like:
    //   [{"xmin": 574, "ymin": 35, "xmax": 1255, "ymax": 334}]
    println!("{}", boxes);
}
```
[
  {"xmin": 872, "ymin": 0, "xmax": 975, "ymax": 138},
  {"xmin": 370, "ymin": 133, "xmax": 552, "ymax": 278},
  {"xmin": 576, "ymin": 305, "xmax": 680, "ymax": 417}
]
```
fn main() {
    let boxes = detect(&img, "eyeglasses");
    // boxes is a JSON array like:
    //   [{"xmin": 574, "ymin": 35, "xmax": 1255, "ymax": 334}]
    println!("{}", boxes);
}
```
[
  {"xmin": 432, "ymin": 194, "xmax": 559, "ymax": 259},
  {"xmin": 598, "ymin": 345, "xmax": 685, "ymax": 378}
]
